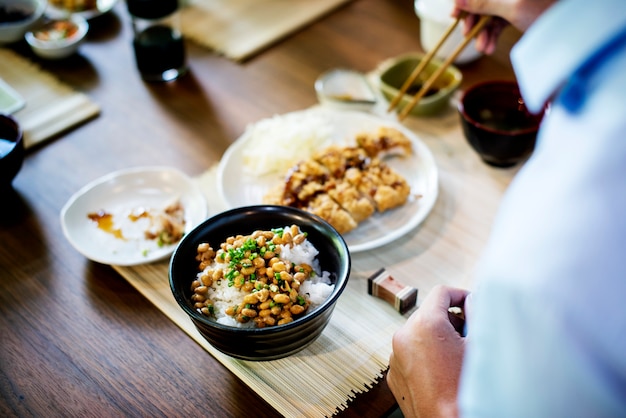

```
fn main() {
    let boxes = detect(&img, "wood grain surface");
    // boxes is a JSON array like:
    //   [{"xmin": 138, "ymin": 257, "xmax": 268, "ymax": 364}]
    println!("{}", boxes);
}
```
[{"xmin": 0, "ymin": 1, "xmax": 521, "ymax": 416}]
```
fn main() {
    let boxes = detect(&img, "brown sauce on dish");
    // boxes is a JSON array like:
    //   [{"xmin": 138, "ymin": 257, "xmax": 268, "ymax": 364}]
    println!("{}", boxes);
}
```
[
  {"xmin": 87, "ymin": 210, "xmax": 125, "ymax": 240},
  {"xmin": 127, "ymin": 208, "xmax": 150, "ymax": 222}
]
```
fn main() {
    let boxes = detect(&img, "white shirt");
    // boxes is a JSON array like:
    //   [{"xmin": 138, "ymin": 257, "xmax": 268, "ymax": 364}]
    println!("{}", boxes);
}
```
[{"xmin": 459, "ymin": 0, "xmax": 626, "ymax": 416}]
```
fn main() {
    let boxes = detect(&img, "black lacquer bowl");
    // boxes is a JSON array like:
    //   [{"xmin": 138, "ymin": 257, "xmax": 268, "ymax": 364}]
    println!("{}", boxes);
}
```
[
  {"xmin": 458, "ymin": 80, "xmax": 544, "ymax": 167},
  {"xmin": 169, "ymin": 205, "xmax": 351, "ymax": 361},
  {"xmin": 0, "ymin": 114, "xmax": 24, "ymax": 190}
]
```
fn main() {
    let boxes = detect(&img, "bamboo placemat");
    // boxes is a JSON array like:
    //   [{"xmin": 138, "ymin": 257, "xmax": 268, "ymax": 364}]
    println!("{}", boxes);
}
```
[
  {"xmin": 112, "ymin": 70, "xmax": 518, "ymax": 415},
  {"xmin": 0, "ymin": 49, "xmax": 100, "ymax": 149},
  {"xmin": 180, "ymin": 0, "xmax": 353, "ymax": 61},
  {"xmin": 113, "ymin": 166, "xmax": 407, "ymax": 418}
]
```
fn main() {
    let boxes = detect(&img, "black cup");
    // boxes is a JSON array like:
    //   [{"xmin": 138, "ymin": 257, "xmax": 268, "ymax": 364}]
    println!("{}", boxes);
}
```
[
  {"xmin": 458, "ymin": 80, "xmax": 544, "ymax": 167},
  {"xmin": 0, "ymin": 114, "xmax": 25, "ymax": 189}
]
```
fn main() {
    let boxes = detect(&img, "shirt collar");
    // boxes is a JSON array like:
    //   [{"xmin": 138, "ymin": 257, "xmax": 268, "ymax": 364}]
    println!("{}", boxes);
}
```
[{"xmin": 511, "ymin": 0, "xmax": 626, "ymax": 113}]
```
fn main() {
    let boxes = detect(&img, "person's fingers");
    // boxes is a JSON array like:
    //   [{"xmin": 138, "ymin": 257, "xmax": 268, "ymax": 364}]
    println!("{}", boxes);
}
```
[
  {"xmin": 402, "ymin": 286, "xmax": 467, "ymax": 329},
  {"xmin": 461, "ymin": 15, "xmax": 509, "ymax": 54},
  {"xmin": 408, "ymin": 285, "xmax": 468, "ymax": 336},
  {"xmin": 455, "ymin": 0, "xmax": 512, "ymax": 20},
  {"xmin": 461, "ymin": 13, "xmax": 479, "ymax": 36},
  {"xmin": 447, "ymin": 286, "xmax": 469, "ymax": 308},
  {"xmin": 457, "ymin": 0, "xmax": 555, "ymax": 31},
  {"xmin": 392, "ymin": 286, "xmax": 469, "ymax": 358},
  {"xmin": 420, "ymin": 285, "xmax": 468, "ymax": 312},
  {"xmin": 484, "ymin": 17, "xmax": 508, "ymax": 53},
  {"xmin": 475, "ymin": 30, "xmax": 490, "ymax": 53}
]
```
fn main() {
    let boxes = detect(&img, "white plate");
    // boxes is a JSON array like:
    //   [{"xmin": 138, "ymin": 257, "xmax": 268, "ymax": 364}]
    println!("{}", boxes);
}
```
[
  {"xmin": 61, "ymin": 166, "xmax": 207, "ymax": 266},
  {"xmin": 47, "ymin": 0, "xmax": 118, "ymax": 20},
  {"xmin": 217, "ymin": 108, "xmax": 439, "ymax": 253}
]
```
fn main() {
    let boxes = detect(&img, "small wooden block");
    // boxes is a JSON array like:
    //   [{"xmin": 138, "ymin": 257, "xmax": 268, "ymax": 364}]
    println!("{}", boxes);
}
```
[{"xmin": 367, "ymin": 268, "xmax": 417, "ymax": 314}]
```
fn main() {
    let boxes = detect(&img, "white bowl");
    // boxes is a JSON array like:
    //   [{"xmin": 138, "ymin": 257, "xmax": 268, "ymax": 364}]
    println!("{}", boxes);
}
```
[
  {"xmin": 0, "ymin": 0, "xmax": 46, "ymax": 44},
  {"xmin": 414, "ymin": 0, "xmax": 482, "ymax": 64},
  {"xmin": 25, "ymin": 14, "xmax": 88, "ymax": 60}
]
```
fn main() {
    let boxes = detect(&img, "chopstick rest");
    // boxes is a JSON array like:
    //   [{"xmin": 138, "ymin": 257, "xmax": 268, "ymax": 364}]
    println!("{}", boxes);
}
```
[{"xmin": 367, "ymin": 268, "xmax": 418, "ymax": 314}]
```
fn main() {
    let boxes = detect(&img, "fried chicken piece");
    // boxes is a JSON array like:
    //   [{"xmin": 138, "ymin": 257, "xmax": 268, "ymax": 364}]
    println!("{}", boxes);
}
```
[
  {"xmin": 263, "ymin": 159, "xmax": 330, "ymax": 207},
  {"xmin": 356, "ymin": 126, "xmax": 413, "ymax": 159},
  {"xmin": 262, "ymin": 128, "xmax": 412, "ymax": 234},
  {"xmin": 263, "ymin": 158, "xmax": 360, "ymax": 232},
  {"xmin": 314, "ymin": 145, "xmax": 370, "ymax": 178},
  {"xmin": 344, "ymin": 160, "xmax": 410, "ymax": 212},
  {"xmin": 306, "ymin": 194, "xmax": 358, "ymax": 234},
  {"xmin": 325, "ymin": 179, "xmax": 375, "ymax": 223}
]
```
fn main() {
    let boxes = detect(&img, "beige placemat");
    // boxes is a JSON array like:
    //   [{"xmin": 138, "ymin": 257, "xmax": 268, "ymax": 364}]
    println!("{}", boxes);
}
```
[
  {"xmin": 0, "ymin": 48, "xmax": 100, "ymax": 149},
  {"xmin": 180, "ymin": 0, "xmax": 353, "ymax": 61},
  {"xmin": 113, "ymin": 165, "xmax": 407, "ymax": 418},
  {"xmin": 112, "ymin": 63, "xmax": 516, "ymax": 416}
]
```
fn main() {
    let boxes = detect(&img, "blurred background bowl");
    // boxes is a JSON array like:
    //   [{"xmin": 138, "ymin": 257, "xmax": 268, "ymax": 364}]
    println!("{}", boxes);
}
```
[
  {"xmin": 169, "ymin": 205, "xmax": 351, "ymax": 361},
  {"xmin": 414, "ymin": 0, "xmax": 482, "ymax": 64},
  {"xmin": 378, "ymin": 52, "xmax": 462, "ymax": 116},
  {"xmin": 458, "ymin": 80, "xmax": 544, "ymax": 167},
  {"xmin": 0, "ymin": 0, "xmax": 46, "ymax": 44},
  {"xmin": 0, "ymin": 114, "xmax": 25, "ymax": 190},
  {"xmin": 25, "ymin": 14, "xmax": 88, "ymax": 60}
]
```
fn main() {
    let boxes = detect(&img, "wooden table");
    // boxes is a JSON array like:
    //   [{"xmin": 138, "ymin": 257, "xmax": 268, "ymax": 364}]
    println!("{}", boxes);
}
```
[{"xmin": 0, "ymin": 1, "xmax": 521, "ymax": 416}]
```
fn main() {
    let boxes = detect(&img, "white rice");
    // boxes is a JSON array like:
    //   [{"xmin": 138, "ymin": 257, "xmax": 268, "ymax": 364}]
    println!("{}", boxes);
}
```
[
  {"xmin": 241, "ymin": 112, "xmax": 335, "ymax": 176},
  {"xmin": 197, "ymin": 227, "xmax": 335, "ymax": 328}
]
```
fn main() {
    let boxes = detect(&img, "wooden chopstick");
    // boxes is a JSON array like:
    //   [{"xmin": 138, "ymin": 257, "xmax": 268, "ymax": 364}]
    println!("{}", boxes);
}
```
[
  {"xmin": 396, "ymin": 15, "xmax": 492, "ymax": 121},
  {"xmin": 387, "ymin": 12, "xmax": 467, "ymax": 113}
]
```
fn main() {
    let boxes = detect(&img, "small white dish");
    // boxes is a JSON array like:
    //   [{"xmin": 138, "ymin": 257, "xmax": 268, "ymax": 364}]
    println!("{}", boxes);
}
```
[
  {"xmin": 315, "ymin": 69, "xmax": 377, "ymax": 112},
  {"xmin": 61, "ymin": 166, "xmax": 208, "ymax": 266},
  {"xmin": 25, "ymin": 14, "xmax": 88, "ymax": 60}
]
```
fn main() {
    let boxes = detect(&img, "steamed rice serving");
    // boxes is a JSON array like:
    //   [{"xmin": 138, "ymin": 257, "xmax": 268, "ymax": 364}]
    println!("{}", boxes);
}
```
[
  {"xmin": 241, "ymin": 112, "xmax": 334, "ymax": 176},
  {"xmin": 190, "ymin": 225, "xmax": 334, "ymax": 328}
]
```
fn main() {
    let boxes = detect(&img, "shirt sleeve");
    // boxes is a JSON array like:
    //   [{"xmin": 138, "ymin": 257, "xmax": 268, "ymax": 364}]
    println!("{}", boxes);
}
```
[
  {"xmin": 459, "ymin": 280, "xmax": 626, "ymax": 418},
  {"xmin": 458, "ymin": 1, "xmax": 626, "ymax": 416}
]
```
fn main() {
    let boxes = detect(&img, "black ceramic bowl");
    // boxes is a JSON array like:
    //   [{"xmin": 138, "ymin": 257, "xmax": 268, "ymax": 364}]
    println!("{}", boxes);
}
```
[
  {"xmin": 458, "ymin": 80, "xmax": 544, "ymax": 167},
  {"xmin": 169, "ymin": 205, "xmax": 351, "ymax": 361},
  {"xmin": 0, "ymin": 114, "xmax": 25, "ymax": 189}
]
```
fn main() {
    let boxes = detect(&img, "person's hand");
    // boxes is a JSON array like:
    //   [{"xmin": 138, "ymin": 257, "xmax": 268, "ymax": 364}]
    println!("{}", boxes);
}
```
[
  {"xmin": 387, "ymin": 285, "xmax": 469, "ymax": 418},
  {"xmin": 452, "ymin": 0, "xmax": 557, "ymax": 54},
  {"xmin": 460, "ymin": 14, "xmax": 509, "ymax": 55}
]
